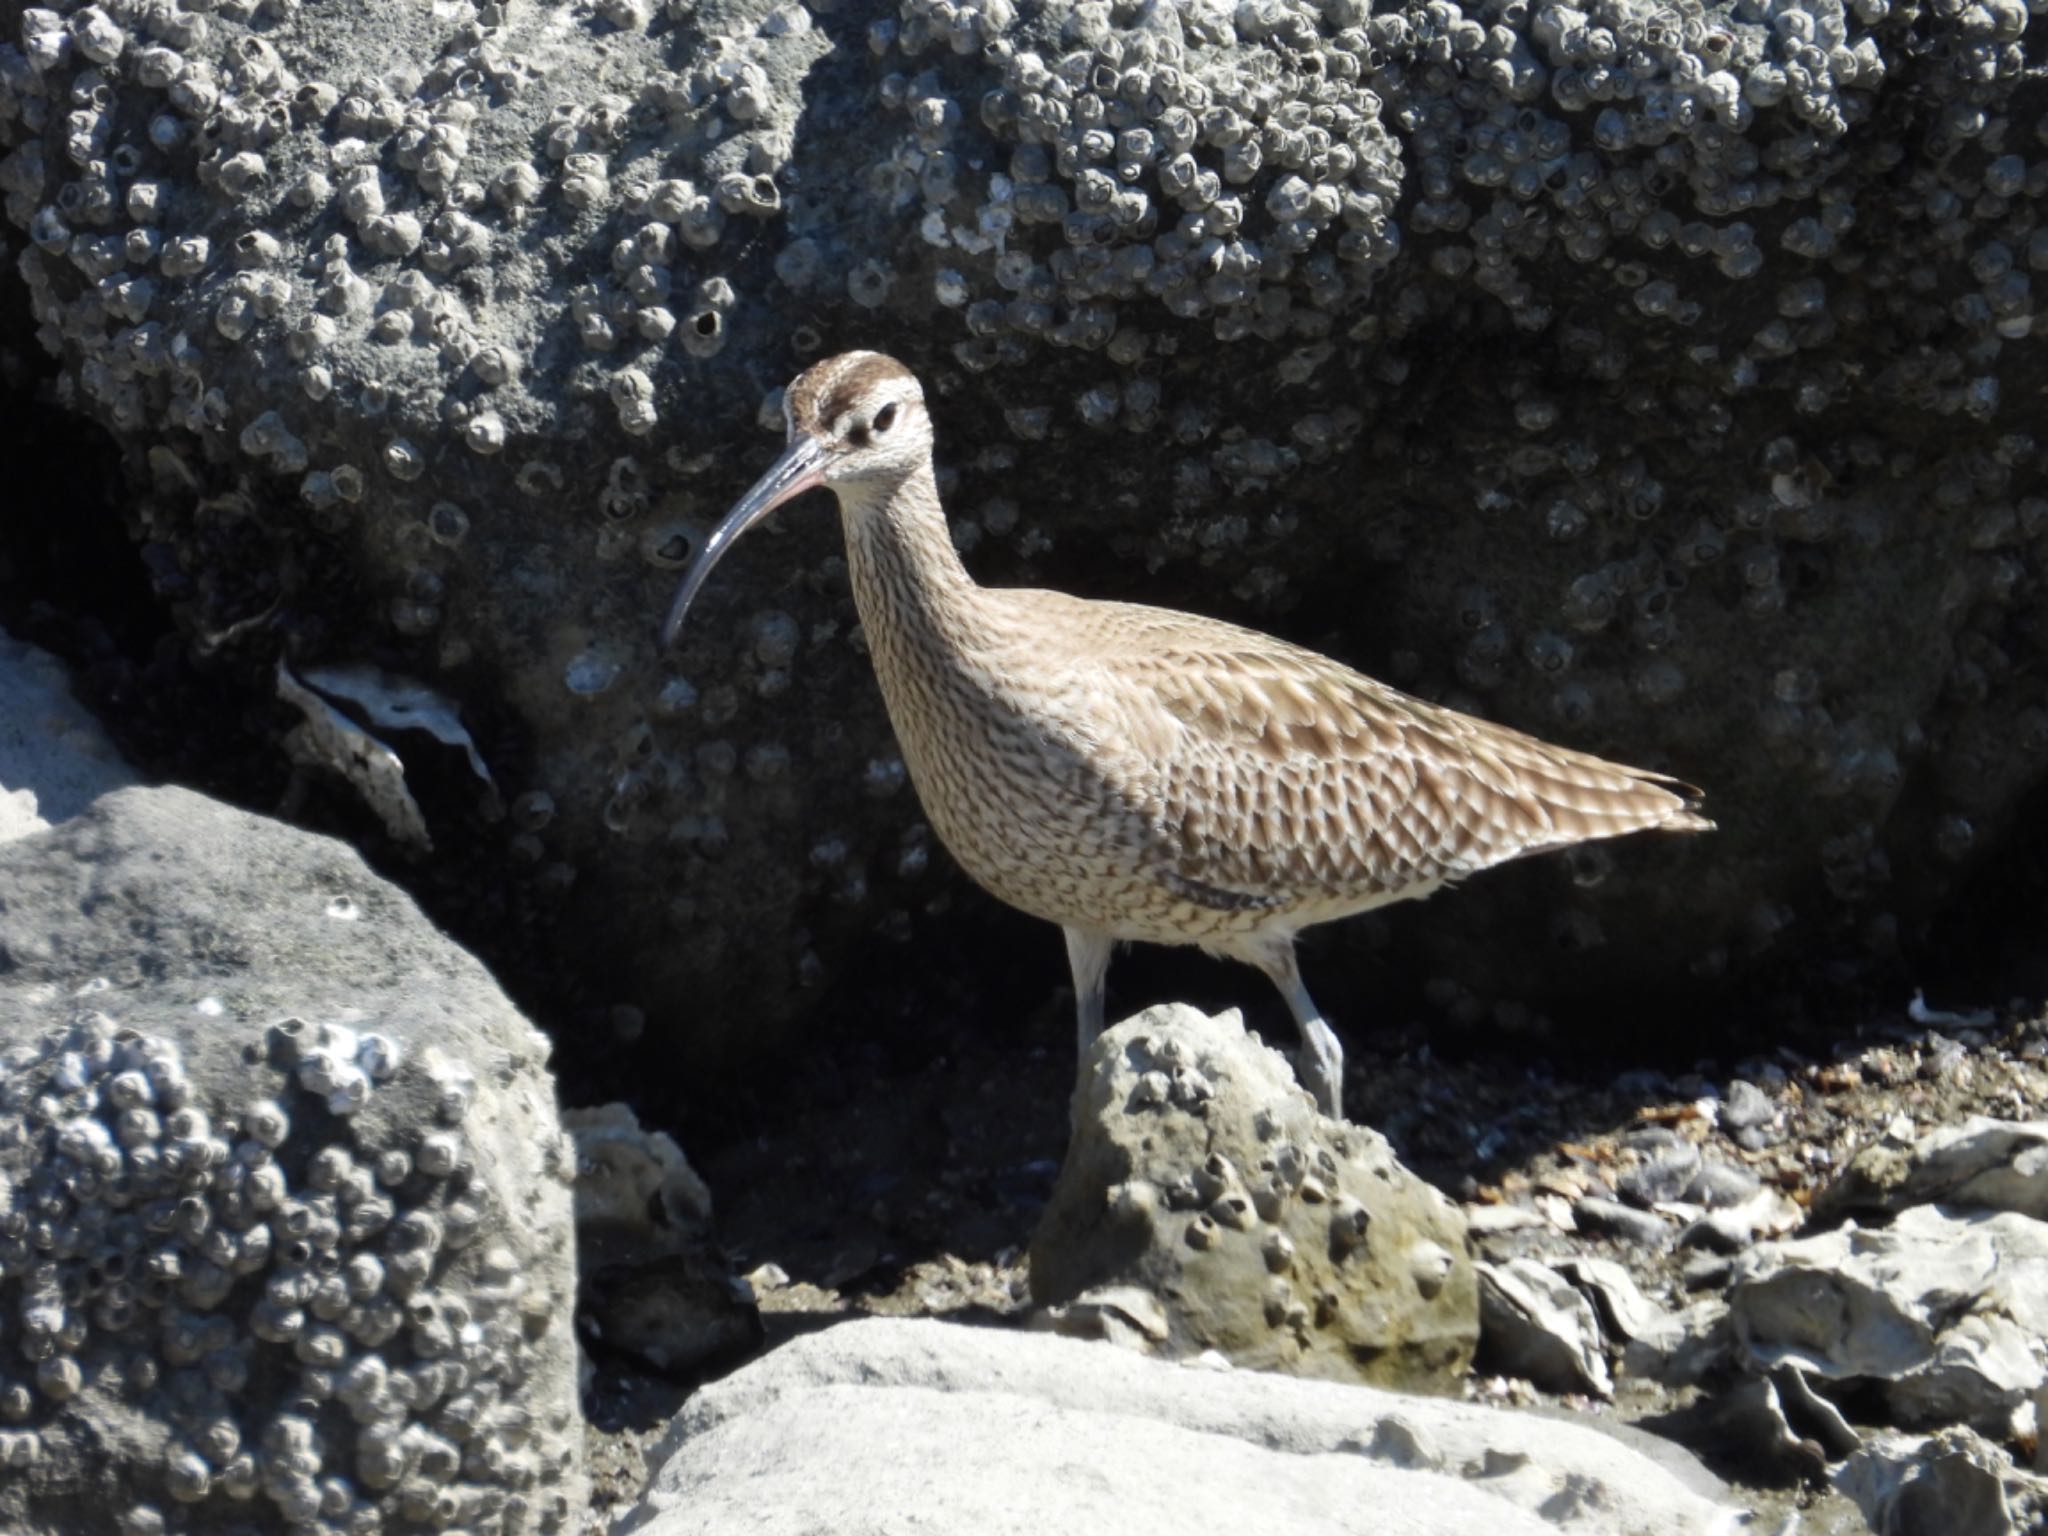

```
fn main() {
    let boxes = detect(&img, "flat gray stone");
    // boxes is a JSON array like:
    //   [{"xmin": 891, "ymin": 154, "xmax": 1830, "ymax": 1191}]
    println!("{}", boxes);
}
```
[
  {"xmin": 1574, "ymin": 1196, "xmax": 1674, "ymax": 1248},
  {"xmin": 620, "ymin": 1317, "xmax": 1744, "ymax": 1536}
]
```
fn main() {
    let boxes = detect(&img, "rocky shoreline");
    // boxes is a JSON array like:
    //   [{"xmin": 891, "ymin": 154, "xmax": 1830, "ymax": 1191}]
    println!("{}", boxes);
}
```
[{"xmin": 8, "ymin": 628, "xmax": 2048, "ymax": 1534}]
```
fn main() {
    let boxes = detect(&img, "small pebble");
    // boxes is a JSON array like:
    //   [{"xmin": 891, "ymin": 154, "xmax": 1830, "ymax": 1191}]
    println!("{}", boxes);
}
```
[
  {"xmin": 1574, "ymin": 1197, "xmax": 1671, "ymax": 1248},
  {"xmin": 1678, "ymin": 1208, "xmax": 1762, "ymax": 1254},
  {"xmin": 1681, "ymin": 1253, "xmax": 1735, "ymax": 1290},
  {"xmin": 1721, "ymin": 1079, "xmax": 1775, "ymax": 1132},
  {"xmin": 1617, "ymin": 1138, "xmax": 1702, "ymax": 1207},
  {"xmin": 1465, "ymin": 1203, "xmax": 1546, "ymax": 1235},
  {"xmin": 1684, "ymin": 1160, "xmax": 1762, "ymax": 1209}
]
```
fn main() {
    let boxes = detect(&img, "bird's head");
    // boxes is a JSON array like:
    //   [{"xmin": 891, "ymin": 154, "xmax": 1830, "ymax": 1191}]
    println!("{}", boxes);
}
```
[{"xmin": 661, "ymin": 351, "xmax": 930, "ymax": 646}]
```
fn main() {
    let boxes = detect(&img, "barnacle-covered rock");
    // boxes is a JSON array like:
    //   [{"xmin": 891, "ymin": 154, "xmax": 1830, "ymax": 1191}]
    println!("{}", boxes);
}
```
[
  {"xmin": 1030, "ymin": 1004, "xmax": 1477, "ymax": 1388},
  {"xmin": 0, "ymin": 785, "xmax": 586, "ymax": 1536},
  {"xmin": 2, "ymin": 0, "xmax": 2047, "ymax": 1076}
]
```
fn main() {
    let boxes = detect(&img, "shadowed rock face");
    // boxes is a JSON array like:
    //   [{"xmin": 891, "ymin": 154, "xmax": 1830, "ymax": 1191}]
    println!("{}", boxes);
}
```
[{"xmin": 1, "ymin": 0, "xmax": 2045, "ymax": 1068}]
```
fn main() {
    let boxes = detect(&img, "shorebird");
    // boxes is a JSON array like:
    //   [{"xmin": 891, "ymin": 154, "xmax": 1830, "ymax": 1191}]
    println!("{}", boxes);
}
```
[{"xmin": 662, "ymin": 352, "xmax": 1711, "ymax": 1119}]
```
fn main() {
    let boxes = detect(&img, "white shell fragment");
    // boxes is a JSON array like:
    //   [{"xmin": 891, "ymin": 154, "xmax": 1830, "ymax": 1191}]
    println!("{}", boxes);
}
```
[
  {"xmin": 298, "ymin": 664, "xmax": 494, "ymax": 786},
  {"xmin": 276, "ymin": 661, "xmax": 431, "ymax": 849}
]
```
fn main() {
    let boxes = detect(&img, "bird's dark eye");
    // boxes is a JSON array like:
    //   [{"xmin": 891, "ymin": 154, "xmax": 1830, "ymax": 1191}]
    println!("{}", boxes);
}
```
[{"xmin": 873, "ymin": 401, "xmax": 899, "ymax": 434}]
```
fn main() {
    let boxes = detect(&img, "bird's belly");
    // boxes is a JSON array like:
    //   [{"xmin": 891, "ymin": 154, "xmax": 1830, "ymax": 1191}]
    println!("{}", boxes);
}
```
[
  {"xmin": 892, "ymin": 729, "xmax": 1337, "ymax": 947},
  {"xmin": 912, "ymin": 745, "xmax": 1152, "ymax": 924},
  {"xmin": 923, "ymin": 771, "xmax": 1452, "ymax": 951},
  {"xmin": 885, "ymin": 701, "xmax": 1182, "ymax": 935},
  {"xmin": 875, "ymin": 650, "xmax": 1414, "ymax": 947}
]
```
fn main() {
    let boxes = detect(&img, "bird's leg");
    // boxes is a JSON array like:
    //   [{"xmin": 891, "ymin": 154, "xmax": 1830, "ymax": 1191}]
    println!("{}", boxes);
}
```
[
  {"xmin": 1254, "ymin": 940, "xmax": 1346, "ymax": 1120},
  {"xmin": 1063, "ymin": 925, "xmax": 1113, "ymax": 1071}
]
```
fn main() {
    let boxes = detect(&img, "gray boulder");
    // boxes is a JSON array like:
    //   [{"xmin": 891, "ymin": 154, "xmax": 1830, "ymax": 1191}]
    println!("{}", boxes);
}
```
[
  {"xmin": 1029, "ymin": 1004, "xmax": 1476, "ymax": 1388},
  {"xmin": 617, "ymin": 1315, "xmax": 1744, "ymax": 1536},
  {"xmin": 4, "ymin": 0, "xmax": 2046, "ymax": 1060},
  {"xmin": 0, "ymin": 785, "xmax": 585, "ymax": 1535}
]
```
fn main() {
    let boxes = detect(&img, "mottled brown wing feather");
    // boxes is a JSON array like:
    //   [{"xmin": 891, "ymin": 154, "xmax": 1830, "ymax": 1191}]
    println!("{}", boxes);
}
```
[{"xmin": 1069, "ymin": 600, "xmax": 1711, "ymax": 904}]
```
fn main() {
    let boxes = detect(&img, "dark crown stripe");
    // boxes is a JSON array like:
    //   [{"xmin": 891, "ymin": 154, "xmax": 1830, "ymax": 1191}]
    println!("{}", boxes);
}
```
[{"xmin": 787, "ymin": 351, "xmax": 913, "ymax": 433}]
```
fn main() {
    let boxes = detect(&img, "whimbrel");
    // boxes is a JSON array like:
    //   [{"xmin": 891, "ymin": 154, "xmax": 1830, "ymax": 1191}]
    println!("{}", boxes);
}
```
[{"xmin": 662, "ymin": 352, "xmax": 1711, "ymax": 1119}]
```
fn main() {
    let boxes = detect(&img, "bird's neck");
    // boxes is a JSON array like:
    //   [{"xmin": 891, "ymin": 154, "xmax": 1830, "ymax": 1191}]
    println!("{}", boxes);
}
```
[{"xmin": 839, "ymin": 461, "xmax": 990, "ymax": 667}]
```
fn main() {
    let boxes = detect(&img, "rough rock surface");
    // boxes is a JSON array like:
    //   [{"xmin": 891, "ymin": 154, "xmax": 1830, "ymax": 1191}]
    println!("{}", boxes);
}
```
[
  {"xmin": 618, "ymin": 1315, "xmax": 1743, "ymax": 1536},
  {"xmin": 1029, "ymin": 1003, "xmax": 1477, "ymax": 1386},
  {"xmin": 0, "ymin": 785, "xmax": 585, "ymax": 1535},
  {"xmin": 565, "ymin": 1102, "xmax": 761, "ymax": 1377},
  {"xmin": 1454, "ymin": 1099, "xmax": 2048, "ymax": 1531},
  {"xmin": 677, "ymin": 1000, "xmax": 2048, "ymax": 1535},
  {"xmin": 1814, "ymin": 1116, "xmax": 2048, "ymax": 1224},
  {"xmin": 0, "ymin": 626, "xmax": 136, "ymax": 843},
  {"xmin": 1729, "ymin": 1203, "xmax": 2048, "ymax": 1433},
  {"xmin": 4, "ymin": 0, "xmax": 2047, "ymax": 1062},
  {"xmin": 1836, "ymin": 1426, "xmax": 2048, "ymax": 1536}
]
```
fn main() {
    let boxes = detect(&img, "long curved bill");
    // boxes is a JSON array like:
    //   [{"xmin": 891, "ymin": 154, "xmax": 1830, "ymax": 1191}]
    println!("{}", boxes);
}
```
[{"xmin": 660, "ymin": 433, "xmax": 828, "ymax": 647}]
